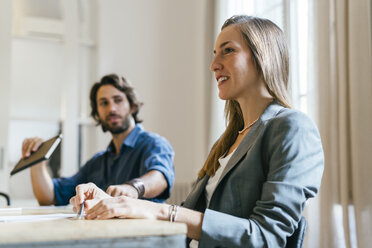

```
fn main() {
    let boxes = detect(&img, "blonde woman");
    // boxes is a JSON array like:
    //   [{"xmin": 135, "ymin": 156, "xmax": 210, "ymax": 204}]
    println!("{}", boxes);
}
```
[{"xmin": 70, "ymin": 15, "xmax": 324, "ymax": 247}]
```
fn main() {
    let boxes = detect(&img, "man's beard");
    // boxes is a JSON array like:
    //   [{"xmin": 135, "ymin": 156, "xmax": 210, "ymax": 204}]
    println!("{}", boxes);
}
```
[{"xmin": 100, "ymin": 113, "xmax": 132, "ymax": 134}]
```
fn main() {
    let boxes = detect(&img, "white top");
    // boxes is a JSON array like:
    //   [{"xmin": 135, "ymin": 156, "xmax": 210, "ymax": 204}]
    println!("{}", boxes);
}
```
[
  {"xmin": 205, "ymin": 149, "xmax": 235, "ymax": 207},
  {"xmin": 190, "ymin": 149, "xmax": 235, "ymax": 248}
]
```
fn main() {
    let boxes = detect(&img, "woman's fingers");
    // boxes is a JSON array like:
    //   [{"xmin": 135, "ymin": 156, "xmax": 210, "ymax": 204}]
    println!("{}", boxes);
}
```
[
  {"xmin": 75, "ymin": 184, "xmax": 88, "ymax": 205},
  {"xmin": 86, "ymin": 199, "xmax": 112, "ymax": 219},
  {"xmin": 70, "ymin": 183, "xmax": 112, "ymax": 213},
  {"xmin": 86, "ymin": 198, "xmax": 125, "ymax": 220},
  {"xmin": 85, "ymin": 199, "xmax": 100, "ymax": 210},
  {"xmin": 106, "ymin": 186, "xmax": 115, "ymax": 196},
  {"xmin": 75, "ymin": 190, "xmax": 158, "ymax": 220},
  {"xmin": 70, "ymin": 183, "xmax": 97, "ymax": 211},
  {"xmin": 85, "ymin": 201, "xmax": 104, "ymax": 219},
  {"xmin": 96, "ymin": 207, "xmax": 121, "ymax": 220},
  {"xmin": 69, "ymin": 196, "xmax": 78, "ymax": 212},
  {"xmin": 84, "ymin": 196, "xmax": 157, "ymax": 220},
  {"xmin": 109, "ymin": 188, "xmax": 121, "ymax": 197}
]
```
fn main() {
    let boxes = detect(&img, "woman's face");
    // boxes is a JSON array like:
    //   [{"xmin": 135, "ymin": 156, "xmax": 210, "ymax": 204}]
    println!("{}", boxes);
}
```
[{"xmin": 210, "ymin": 25, "xmax": 262, "ymax": 101}]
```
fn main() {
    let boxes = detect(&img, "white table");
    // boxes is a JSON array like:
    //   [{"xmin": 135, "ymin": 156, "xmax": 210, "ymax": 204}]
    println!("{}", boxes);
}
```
[{"xmin": 0, "ymin": 207, "xmax": 187, "ymax": 248}]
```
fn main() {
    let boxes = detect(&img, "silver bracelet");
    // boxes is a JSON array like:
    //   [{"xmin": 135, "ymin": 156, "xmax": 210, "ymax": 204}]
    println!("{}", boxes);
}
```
[
  {"xmin": 125, "ymin": 178, "xmax": 145, "ymax": 198},
  {"xmin": 169, "ymin": 205, "xmax": 179, "ymax": 222}
]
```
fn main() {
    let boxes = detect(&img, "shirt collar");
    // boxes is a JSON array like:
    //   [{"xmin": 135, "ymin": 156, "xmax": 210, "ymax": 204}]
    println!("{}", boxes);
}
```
[
  {"xmin": 106, "ymin": 124, "xmax": 144, "ymax": 152},
  {"xmin": 123, "ymin": 124, "xmax": 143, "ymax": 148}
]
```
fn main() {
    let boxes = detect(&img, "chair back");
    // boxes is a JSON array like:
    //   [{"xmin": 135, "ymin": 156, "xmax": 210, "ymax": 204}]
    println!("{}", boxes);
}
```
[
  {"xmin": 286, "ymin": 216, "xmax": 307, "ymax": 248},
  {"xmin": 0, "ymin": 192, "xmax": 11, "ymax": 206}
]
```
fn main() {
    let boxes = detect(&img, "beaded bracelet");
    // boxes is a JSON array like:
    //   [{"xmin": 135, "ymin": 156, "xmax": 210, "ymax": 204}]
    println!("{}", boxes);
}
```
[{"xmin": 169, "ymin": 205, "xmax": 179, "ymax": 222}]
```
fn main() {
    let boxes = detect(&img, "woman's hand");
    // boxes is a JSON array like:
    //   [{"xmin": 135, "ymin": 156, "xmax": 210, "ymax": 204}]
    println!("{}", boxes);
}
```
[
  {"xmin": 69, "ymin": 183, "xmax": 111, "ymax": 213},
  {"xmin": 85, "ymin": 196, "xmax": 166, "ymax": 220}
]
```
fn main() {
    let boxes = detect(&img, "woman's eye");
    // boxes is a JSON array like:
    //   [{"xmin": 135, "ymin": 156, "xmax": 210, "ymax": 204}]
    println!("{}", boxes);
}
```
[{"xmin": 224, "ymin": 47, "xmax": 234, "ymax": 53}]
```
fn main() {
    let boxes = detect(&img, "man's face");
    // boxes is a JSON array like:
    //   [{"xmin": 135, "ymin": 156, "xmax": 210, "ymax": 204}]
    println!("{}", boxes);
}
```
[{"xmin": 96, "ymin": 85, "xmax": 133, "ymax": 134}]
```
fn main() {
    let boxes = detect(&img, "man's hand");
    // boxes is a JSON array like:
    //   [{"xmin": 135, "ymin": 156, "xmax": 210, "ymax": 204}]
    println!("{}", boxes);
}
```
[
  {"xmin": 106, "ymin": 184, "xmax": 139, "ymax": 198},
  {"xmin": 23, "ymin": 137, "xmax": 57, "ymax": 205},
  {"xmin": 22, "ymin": 137, "xmax": 44, "ymax": 158},
  {"xmin": 70, "ymin": 183, "xmax": 111, "ymax": 213}
]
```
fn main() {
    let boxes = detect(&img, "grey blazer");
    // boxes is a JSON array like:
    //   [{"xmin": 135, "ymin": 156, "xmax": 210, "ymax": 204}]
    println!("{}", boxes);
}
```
[{"xmin": 183, "ymin": 102, "xmax": 324, "ymax": 248}]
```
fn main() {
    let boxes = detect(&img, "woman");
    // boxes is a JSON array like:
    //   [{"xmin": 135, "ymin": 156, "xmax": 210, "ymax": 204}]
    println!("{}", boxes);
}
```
[{"xmin": 70, "ymin": 15, "xmax": 324, "ymax": 247}]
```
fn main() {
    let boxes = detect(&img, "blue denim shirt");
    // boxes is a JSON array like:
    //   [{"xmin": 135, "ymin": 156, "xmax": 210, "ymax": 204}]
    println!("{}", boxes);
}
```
[{"xmin": 53, "ymin": 124, "xmax": 175, "ymax": 205}]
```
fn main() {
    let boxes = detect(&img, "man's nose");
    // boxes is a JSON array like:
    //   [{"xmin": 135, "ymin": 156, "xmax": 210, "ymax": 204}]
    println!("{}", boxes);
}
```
[{"xmin": 108, "ymin": 102, "xmax": 117, "ymax": 112}]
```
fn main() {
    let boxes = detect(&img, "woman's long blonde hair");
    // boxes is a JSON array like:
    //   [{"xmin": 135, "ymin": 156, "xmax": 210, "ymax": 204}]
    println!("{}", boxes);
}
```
[{"xmin": 198, "ymin": 15, "xmax": 292, "ymax": 179}]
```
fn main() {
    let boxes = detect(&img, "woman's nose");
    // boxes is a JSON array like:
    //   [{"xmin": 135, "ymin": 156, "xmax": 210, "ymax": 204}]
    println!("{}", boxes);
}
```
[{"xmin": 210, "ymin": 57, "xmax": 222, "ymax": 71}]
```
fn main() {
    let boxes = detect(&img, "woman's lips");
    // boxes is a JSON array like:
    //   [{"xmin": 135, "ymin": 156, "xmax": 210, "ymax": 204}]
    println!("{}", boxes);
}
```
[{"xmin": 217, "ymin": 76, "xmax": 229, "ymax": 87}]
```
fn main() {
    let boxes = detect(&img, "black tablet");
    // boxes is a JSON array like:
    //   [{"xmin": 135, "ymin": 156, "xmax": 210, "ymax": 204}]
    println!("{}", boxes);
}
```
[{"xmin": 10, "ymin": 134, "xmax": 63, "ymax": 176}]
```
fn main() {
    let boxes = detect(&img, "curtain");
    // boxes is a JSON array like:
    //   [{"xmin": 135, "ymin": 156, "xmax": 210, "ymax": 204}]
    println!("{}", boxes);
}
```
[{"xmin": 315, "ymin": 0, "xmax": 372, "ymax": 247}]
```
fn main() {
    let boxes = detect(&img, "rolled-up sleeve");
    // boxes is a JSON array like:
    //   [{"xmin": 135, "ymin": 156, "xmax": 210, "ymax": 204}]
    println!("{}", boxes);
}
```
[
  {"xmin": 53, "ymin": 172, "xmax": 84, "ymax": 206},
  {"xmin": 142, "ymin": 137, "xmax": 175, "ymax": 202}
]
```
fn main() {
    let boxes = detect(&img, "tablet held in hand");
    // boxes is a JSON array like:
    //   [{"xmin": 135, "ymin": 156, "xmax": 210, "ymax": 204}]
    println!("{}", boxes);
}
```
[{"xmin": 10, "ymin": 134, "xmax": 62, "ymax": 176}]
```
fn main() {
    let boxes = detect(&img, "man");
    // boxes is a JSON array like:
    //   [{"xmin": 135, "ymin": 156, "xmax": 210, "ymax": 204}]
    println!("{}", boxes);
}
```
[{"xmin": 22, "ymin": 74, "xmax": 175, "ymax": 205}]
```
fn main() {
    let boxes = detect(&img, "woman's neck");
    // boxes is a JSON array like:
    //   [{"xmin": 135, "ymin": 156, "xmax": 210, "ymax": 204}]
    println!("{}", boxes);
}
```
[{"xmin": 237, "ymin": 93, "xmax": 274, "ymax": 127}]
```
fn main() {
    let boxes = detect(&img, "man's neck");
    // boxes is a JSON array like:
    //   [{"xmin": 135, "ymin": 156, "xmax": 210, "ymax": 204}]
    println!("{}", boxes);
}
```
[{"xmin": 111, "ymin": 122, "xmax": 136, "ymax": 155}]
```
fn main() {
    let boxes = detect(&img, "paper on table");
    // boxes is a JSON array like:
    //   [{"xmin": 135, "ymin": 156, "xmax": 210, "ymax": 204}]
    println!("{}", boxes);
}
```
[
  {"xmin": 0, "ymin": 213, "xmax": 76, "ymax": 223},
  {"xmin": 0, "ymin": 208, "xmax": 22, "ymax": 215},
  {"xmin": 21, "ymin": 205, "xmax": 74, "ymax": 214}
]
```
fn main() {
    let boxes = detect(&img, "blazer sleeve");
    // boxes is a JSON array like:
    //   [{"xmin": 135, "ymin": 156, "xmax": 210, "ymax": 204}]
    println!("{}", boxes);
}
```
[{"xmin": 199, "ymin": 111, "xmax": 324, "ymax": 248}]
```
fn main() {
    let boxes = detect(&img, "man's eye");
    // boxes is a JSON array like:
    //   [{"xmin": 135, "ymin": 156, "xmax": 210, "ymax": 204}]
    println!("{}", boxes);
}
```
[
  {"xmin": 114, "ymin": 98, "xmax": 123, "ymax": 104},
  {"xmin": 99, "ymin": 102, "xmax": 108, "ymax": 106}
]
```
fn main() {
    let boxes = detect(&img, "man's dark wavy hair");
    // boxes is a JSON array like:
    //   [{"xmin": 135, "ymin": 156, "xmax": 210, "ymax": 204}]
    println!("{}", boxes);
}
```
[{"xmin": 90, "ymin": 74, "xmax": 143, "ymax": 125}]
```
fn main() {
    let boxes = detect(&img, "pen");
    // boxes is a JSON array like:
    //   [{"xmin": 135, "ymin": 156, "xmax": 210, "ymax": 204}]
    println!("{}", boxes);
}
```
[{"xmin": 77, "ymin": 201, "xmax": 85, "ymax": 220}]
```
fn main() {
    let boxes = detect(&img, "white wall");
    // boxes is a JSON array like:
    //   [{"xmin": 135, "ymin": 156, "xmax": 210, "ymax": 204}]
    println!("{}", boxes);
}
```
[
  {"xmin": 10, "ymin": 39, "xmax": 64, "ymax": 120},
  {"xmin": 0, "ymin": 0, "xmax": 12, "ymax": 193},
  {"xmin": 7, "ymin": 38, "xmax": 64, "ymax": 198},
  {"xmin": 97, "ymin": 0, "xmax": 214, "ymax": 183},
  {"xmin": 1, "ymin": 0, "xmax": 216, "ymax": 201}
]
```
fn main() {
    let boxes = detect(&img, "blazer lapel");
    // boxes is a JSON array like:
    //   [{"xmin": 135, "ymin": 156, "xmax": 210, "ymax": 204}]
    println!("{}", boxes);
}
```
[
  {"xmin": 216, "ymin": 102, "xmax": 284, "ymax": 186},
  {"xmin": 182, "ymin": 175, "xmax": 209, "ymax": 209},
  {"xmin": 182, "ymin": 102, "xmax": 284, "ymax": 210}
]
